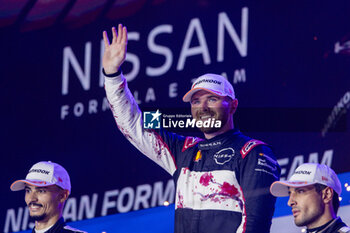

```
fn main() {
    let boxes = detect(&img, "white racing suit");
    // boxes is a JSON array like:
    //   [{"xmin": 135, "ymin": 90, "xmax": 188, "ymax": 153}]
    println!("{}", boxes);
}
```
[{"xmin": 105, "ymin": 74, "xmax": 281, "ymax": 233}]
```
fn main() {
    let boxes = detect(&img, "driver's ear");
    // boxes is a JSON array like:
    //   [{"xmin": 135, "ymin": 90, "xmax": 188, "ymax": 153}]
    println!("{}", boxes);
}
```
[
  {"xmin": 59, "ymin": 189, "xmax": 69, "ymax": 203},
  {"xmin": 322, "ymin": 187, "xmax": 333, "ymax": 205},
  {"xmin": 229, "ymin": 98, "xmax": 238, "ymax": 114}
]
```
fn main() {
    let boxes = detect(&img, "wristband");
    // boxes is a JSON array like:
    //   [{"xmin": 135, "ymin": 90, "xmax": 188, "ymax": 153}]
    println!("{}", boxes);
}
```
[{"xmin": 102, "ymin": 68, "xmax": 122, "ymax": 77}]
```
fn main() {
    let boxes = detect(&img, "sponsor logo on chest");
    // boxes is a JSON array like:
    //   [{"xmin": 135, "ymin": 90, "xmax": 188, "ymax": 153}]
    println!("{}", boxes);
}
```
[
  {"xmin": 213, "ymin": 148, "xmax": 235, "ymax": 165},
  {"xmin": 198, "ymin": 140, "xmax": 222, "ymax": 150}
]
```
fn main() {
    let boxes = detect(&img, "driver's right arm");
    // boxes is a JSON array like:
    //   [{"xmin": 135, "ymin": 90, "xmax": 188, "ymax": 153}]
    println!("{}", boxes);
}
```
[{"xmin": 103, "ymin": 24, "xmax": 178, "ymax": 176}]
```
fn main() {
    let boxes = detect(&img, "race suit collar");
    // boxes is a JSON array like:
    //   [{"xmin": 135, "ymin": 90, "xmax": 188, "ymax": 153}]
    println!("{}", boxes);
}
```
[
  {"xmin": 306, "ymin": 218, "xmax": 336, "ymax": 233},
  {"xmin": 198, "ymin": 128, "xmax": 240, "ymax": 150}
]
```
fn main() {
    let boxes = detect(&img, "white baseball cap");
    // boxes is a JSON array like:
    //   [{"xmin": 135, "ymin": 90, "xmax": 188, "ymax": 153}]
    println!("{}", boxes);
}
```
[
  {"xmin": 10, "ymin": 161, "xmax": 71, "ymax": 193},
  {"xmin": 182, "ymin": 73, "xmax": 235, "ymax": 102},
  {"xmin": 270, "ymin": 163, "xmax": 342, "ymax": 197}
]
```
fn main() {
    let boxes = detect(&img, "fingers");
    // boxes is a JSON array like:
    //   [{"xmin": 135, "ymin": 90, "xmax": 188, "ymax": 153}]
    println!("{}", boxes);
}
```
[
  {"xmin": 116, "ymin": 24, "xmax": 123, "ymax": 44},
  {"xmin": 112, "ymin": 27, "xmax": 117, "ymax": 44},
  {"xmin": 104, "ymin": 24, "xmax": 127, "ymax": 47},
  {"xmin": 102, "ymin": 31, "xmax": 110, "ymax": 48},
  {"xmin": 117, "ymin": 24, "xmax": 128, "ymax": 44},
  {"xmin": 122, "ymin": 26, "xmax": 128, "ymax": 44}
]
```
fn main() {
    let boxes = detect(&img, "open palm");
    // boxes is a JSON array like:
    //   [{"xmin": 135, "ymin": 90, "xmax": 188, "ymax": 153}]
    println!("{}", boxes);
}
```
[{"xmin": 102, "ymin": 24, "xmax": 128, "ymax": 74}]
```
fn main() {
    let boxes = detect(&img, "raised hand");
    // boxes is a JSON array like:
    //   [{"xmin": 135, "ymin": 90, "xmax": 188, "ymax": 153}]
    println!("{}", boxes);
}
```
[{"xmin": 102, "ymin": 24, "xmax": 128, "ymax": 74}]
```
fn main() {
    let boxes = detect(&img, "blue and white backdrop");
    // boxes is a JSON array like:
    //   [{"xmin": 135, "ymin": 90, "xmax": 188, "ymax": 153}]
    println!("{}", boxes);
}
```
[{"xmin": 1, "ymin": 0, "xmax": 349, "ymax": 232}]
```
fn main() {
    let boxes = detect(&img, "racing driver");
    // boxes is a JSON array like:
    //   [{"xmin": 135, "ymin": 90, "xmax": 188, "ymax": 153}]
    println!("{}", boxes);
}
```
[{"xmin": 102, "ymin": 24, "xmax": 281, "ymax": 233}]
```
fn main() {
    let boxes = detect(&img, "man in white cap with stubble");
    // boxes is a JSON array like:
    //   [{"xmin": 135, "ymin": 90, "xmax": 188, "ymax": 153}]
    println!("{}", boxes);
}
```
[
  {"xmin": 102, "ymin": 24, "xmax": 281, "ymax": 233},
  {"xmin": 10, "ymin": 161, "xmax": 86, "ymax": 233},
  {"xmin": 270, "ymin": 163, "xmax": 350, "ymax": 233}
]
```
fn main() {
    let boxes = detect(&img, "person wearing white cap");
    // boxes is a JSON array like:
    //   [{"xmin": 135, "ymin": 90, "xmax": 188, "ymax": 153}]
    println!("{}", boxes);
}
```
[
  {"xmin": 102, "ymin": 24, "xmax": 281, "ymax": 233},
  {"xmin": 270, "ymin": 163, "xmax": 350, "ymax": 233},
  {"xmin": 10, "ymin": 161, "xmax": 86, "ymax": 233}
]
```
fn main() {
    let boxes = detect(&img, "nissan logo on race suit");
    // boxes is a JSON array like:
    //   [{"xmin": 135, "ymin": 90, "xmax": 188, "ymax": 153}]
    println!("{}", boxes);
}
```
[{"xmin": 214, "ymin": 148, "xmax": 235, "ymax": 165}]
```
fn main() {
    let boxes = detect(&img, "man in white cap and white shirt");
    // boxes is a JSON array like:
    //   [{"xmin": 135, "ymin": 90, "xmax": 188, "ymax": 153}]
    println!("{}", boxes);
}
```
[
  {"xmin": 102, "ymin": 24, "xmax": 280, "ymax": 233},
  {"xmin": 270, "ymin": 163, "xmax": 350, "ymax": 233},
  {"xmin": 10, "ymin": 161, "xmax": 86, "ymax": 233}
]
